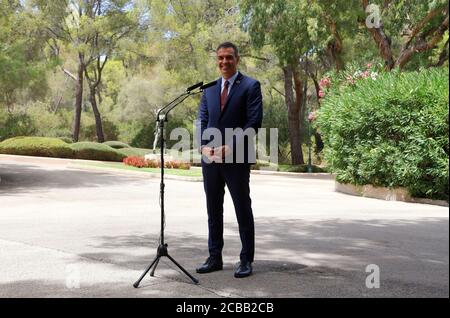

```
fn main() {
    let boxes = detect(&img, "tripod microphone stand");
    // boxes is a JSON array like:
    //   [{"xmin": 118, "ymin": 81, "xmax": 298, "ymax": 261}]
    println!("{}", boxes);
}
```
[{"xmin": 133, "ymin": 88, "xmax": 202, "ymax": 288}]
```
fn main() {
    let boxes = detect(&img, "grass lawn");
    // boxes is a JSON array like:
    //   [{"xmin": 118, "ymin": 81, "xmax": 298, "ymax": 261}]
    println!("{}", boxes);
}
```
[{"xmin": 75, "ymin": 161, "xmax": 203, "ymax": 177}]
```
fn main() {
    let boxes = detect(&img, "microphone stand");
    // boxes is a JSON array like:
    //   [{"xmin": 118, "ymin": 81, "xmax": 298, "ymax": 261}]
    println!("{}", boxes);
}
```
[{"xmin": 133, "ymin": 89, "xmax": 202, "ymax": 288}]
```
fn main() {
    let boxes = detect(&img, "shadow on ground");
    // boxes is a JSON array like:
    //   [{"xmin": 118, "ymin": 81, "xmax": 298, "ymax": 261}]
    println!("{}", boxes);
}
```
[
  {"xmin": 74, "ymin": 217, "xmax": 449, "ymax": 297},
  {"xmin": 0, "ymin": 164, "xmax": 144, "ymax": 194}
]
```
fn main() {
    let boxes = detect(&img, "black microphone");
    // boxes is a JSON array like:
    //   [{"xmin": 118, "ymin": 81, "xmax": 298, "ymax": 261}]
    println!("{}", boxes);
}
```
[
  {"xmin": 186, "ymin": 81, "xmax": 204, "ymax": 92},
  {"xmin": 200, "ymin": 80, "xmax": 218, "ymax": 90}
]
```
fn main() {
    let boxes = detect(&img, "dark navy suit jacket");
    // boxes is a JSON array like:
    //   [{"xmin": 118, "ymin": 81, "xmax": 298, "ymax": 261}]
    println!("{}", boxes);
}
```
[{"xmin": 198, "ymin": 72, "xmax": 263, "ymax": 164}]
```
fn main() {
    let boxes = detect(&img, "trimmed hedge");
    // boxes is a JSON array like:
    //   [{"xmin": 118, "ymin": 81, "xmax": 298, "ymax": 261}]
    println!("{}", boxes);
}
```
[
  {"xmin": 316, "ymin": 67, "xmax": 449, "ymax": 201},
  {"xmin": 69, "ymin": 142, "xmax": 126, "ymax": 162},
  {"xmin": 103, "ymin": 141, "xmax": 131, "ymax": 149},
  {"xmin": 59, "ymin": 137, "xmax": 73, "ymax": 144},
  {"xmin": 0, "ymin": 137, "xmax": 126, "ymax": 162},
  {"xmin": 0, "ymin": 136, "xmax": 74, "ymax": 158},
  {"xmin": 116, "ymin": 147, "xmax": 153, "ymax": 157}
]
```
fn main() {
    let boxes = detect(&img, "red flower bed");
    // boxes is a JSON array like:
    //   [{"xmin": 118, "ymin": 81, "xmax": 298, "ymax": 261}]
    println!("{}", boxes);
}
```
[{"xmin": 123, "ymin": 156, "xmax": 190, "ymax": 170}]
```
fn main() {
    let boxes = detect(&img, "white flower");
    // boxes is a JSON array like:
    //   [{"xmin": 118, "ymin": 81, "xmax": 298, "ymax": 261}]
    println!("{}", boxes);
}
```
[{"xmin": 371, "ymin": 72, "xmax": 378, "ymax": 80}]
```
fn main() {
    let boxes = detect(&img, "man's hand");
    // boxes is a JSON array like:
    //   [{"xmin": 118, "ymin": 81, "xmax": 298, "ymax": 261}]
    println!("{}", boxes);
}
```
[
  {"xmin": 201, "ymin": 146, "xmax": 214, "ymax": 159},
  {"xmin": 213, "ymin": 145, "xmax": 232, "ymax": 162},
  {"xmin": 201, "ymin": 145, "xmax": 231, "ymax": 163}
]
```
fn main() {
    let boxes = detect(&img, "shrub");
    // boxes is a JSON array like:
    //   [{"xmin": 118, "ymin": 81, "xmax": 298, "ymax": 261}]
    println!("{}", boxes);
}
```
[
  {"xmin": 81, "ymin": 119, "xmax": 120, "ymax": 142},
  {"xmin": 26, "ymin": 102, "xmax": 71, "ymax": 139},
  {"xmin": 0, "ymin": 136, "xmax": 74, "ymax": 158},
  {"xmin": 117, "ymin": 147, "xmax": 153, "ymax": 157},
  {"xmin": 277, "ymin": 164, "xmax": 327, "ymax": 173},
  {"xmin": 0, "ymin": 112, "xmax": 37, "ymax": 142},
  {"xmin": 70, "ymin": 142, "xmax": 126, "ymax": 162},
  {"xmin": 316, "ymin": 67, "xmax": 449, "ymax": 201},
  {"xmin": 131, "ymin": 122, "xmax": 156, "ymax": 149},
  {"xmin": 103, "ymin": 141, "xmax": 131, "ymax": 149},
  {"xmin": 59, "ymin": 137, "xmax": 73, "ymax": 144}
]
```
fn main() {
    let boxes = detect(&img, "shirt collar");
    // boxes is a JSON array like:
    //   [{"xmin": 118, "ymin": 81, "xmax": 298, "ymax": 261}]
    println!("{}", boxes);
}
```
[{"xmin": 222, "ymin": 71, "xmax": 239, "ymax": 88}]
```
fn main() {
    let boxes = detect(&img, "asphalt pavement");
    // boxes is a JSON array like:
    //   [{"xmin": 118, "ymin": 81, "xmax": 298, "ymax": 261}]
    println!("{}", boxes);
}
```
[{"xmin": 0, "ymin": 154, "xmax": 448, "ymax": 298}]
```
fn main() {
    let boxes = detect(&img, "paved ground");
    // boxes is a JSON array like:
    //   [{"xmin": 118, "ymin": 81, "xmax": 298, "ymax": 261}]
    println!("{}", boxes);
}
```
[{"xmin": 0, "ymin": 155, "xmax": 448, "ymax": 298}]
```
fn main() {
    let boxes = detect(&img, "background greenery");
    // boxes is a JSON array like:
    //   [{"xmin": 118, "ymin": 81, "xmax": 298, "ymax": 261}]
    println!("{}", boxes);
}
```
[
  {"xmin": 0, "ymin": 0, "xmax": 448, "ymax": 199},
  {"xmin": 317, "ymin": 67, "xmax": 449, "ymax": 200}
]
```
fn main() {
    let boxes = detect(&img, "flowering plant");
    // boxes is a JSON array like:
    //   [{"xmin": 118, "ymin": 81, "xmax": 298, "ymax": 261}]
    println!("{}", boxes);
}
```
[
  {"xmin": 308, "ymin": 62, "xmax": 383, "ymax": 124},
  {"xmin": 317, "ymin": 62, "xmax": 382, "ymax": 101},
  {"xmin": 123, "ymin": 156, "xmax": 190, "ymax": 170}
]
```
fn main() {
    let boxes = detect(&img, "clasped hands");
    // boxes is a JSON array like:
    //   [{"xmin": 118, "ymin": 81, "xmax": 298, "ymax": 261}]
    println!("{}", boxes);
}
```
[{"xmin": 201, "ymin": 145, "xmax": 231, "ymax": 163}]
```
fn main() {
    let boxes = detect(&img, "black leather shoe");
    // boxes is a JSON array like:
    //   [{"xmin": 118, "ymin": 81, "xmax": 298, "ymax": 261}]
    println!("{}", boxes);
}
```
[
  {"xmin": 234, "ymin": 261, "xmax": 252, "ymax": 278},
  {"xmin": 196, "ymin": 257, "xmax": 223, "ymax": 274}
]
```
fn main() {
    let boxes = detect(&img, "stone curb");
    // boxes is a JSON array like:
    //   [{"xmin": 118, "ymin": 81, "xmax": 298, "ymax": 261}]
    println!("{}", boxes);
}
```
[
  {"xmin": 69, "ymin": 163, "xmax": 204, "ymax": 182},
  {"xmin": 1, "ymin": 154, "xmax": 335, "ymax": 181},
  {"xmin": 0, "ymin": 154, "xmax": 203, "ymax": 182},
  {"xmin": 335, "ymin": 182, "xmax": 449, "ymax": 207},
  {"xmin": 250, "ymin": 169, "xmax": 335, "ymax": 180}
]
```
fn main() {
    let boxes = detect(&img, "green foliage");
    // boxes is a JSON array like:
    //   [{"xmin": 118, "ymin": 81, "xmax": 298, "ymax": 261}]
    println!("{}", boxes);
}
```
[
  {"xmin": 240, "ymin": 0, "xmax": 360, "ymax": 64},
  {"xmin": 69, "ymin": 142, "xmax": 126, "ymax": 162},
  {"xmin": 59, "ymin": 137, "xmax": 73, "ymax": 144},
  {"xmin": 241, "ymin": 0, "xmax": 320, "ymax": 64},
  {"xmin": 26, "ymin": 102, "xmax": 72, "ymax": 139},
  {"xmin": 82, "ymin": 119, "xmax": 120, "ymax": 142},
  {"xmin": 0, "ymin": 1, "xmax": 50, "ymax": 109},
  {"xmin": 0, "ymin": 112, "xmax": 37, "ymax": 141},
  {"xmin": 116, "ymin": 147, "xmax": 152, "ymax": 158},
  {"xmin": 0, "ymin": 136, "xmax": 129, "ymax": 162},
  {"xmin": 0, "ymin": 136, "xmax": 74, "ymax": 158},
  {"xmin": 316, "ymin": 67, "xmax": 449, "ymax": 200},
  {"xmin": 131, "ymin": 121, "xmax": 155, "ymax": 149},
  {"xmin": 277, "ymin": 164, "xmax": 328, "ymax": 173},
  {"xmin": 262, "ymin": 96, "xmax": 289, "ymax": 146},
  {"xmin": 103, "ymin": 141, "xmax": 131, "ymax": 149},
  {"xmin": 125, "ymin": 112, "xmax": 185, "ymax": 149}
]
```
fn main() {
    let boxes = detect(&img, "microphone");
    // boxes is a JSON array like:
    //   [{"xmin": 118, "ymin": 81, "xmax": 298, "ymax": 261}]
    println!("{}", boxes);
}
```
[
  {"xmin": 186, "ymin": 81, "xmax": 204, "ymax": 92},
  {"xmin": 200, "ymin": 80, "xmax": 218, "ymax": 90}
]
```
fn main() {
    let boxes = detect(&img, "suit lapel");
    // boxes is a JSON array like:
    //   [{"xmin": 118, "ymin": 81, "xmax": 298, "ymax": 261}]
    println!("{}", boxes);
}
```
[{"xmin": 220, "ymin": 72, "xmax": 244, "ymax": 118}]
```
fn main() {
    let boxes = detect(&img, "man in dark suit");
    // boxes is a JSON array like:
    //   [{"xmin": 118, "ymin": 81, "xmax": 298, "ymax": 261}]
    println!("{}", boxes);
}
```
[{"xmin": 196, "ymin": 42, "xmax": 263, "ymax": 278}]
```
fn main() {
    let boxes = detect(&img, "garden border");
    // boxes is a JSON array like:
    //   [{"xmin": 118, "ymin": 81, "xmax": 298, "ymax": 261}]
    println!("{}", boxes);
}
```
[{"xmin": 335, "ymin": 182, "xmax": 448, "ymax": 207}]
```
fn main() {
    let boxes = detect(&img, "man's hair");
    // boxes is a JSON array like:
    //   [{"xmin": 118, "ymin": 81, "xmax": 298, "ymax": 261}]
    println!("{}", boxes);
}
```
[{"xmin": 216, "ymin": 42, "xmax": 239, "ymax": 57}]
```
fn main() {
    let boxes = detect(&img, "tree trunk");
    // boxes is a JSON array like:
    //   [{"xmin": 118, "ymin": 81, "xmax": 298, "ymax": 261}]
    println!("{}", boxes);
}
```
[
  {"xmin": 363, "ymin": 0, "xmax": 395, "ymax": 70},
  {"xmin": 293, "ymin": 65, "xmax": 306, "ymax": 164},
  {"xmin": 84, "ymin": 55, "xmax": 108, "ymax": 143},
  {"xmin": 283, "ymin": 65, "xmax": 304, "ymax": 165},
  {"xmin": 96, "ymin": 86, "xmax": 103, "ymax": 105},
  {"xmin": 368, "ymin": 25, "xmax": 395, "ymax": 70},
  {"xmin": 395, "ymin": 14, "xmax": 449, "ymax": 69},
  {"xmin": 314, "ymin": 132, "xmax": 324, "ymax": 155},
  {"xmin": 72, "ymin": 54, "xmax": 84, "ymax": 142},
  {"xmin": 89, "ymin": 86, "xmax": 105, "ymax": 143},
  {"xmin": 327, "ymin": 40, "xmax": 344, "ymax": 71},
  {"xmin": 327, "ymin": 20, "xmax": 344, "ymax": 71},
  {"xmin": 433, "ymin": 39, "xmax": 449, "ymax": 67},
  {"xmin": 5, "ymin": 92, "xmax": 13, "ymax": 113}
]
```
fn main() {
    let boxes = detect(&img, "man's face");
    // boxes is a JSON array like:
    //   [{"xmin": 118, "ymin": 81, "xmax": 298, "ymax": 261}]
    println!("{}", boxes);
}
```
[{"xmin": 216, "ymin": 47, "xmax": 240, "ymax": 79}]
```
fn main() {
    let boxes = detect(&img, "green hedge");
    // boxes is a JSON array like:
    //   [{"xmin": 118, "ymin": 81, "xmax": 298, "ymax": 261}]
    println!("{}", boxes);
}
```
[
  {"xmin": 0, "ymin": 136, "xmax": 74, "ymax": 158},
  {"xmin": 0, "ymin": 137, "xmax": 126, "ymax": 162},
  {"xmin": 69, "ymin": 142, "xmax": 126, "ymax": 162},
  {"xmin": 103, "ymin": 141, "xmax": 131, "ymax": 149},
  {"xmin": 116, "ymin": 147, "xmax": 152, "ymax": 157},
  {"xmin": 316, "ymin": 68, "xmax": 449, "ymax": 201}
]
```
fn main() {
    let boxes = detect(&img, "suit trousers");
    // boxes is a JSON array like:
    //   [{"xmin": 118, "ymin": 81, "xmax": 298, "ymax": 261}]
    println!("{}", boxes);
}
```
[{"xmin": 202, "ymin": 163, "xmax": 255, "ymax": 263}]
